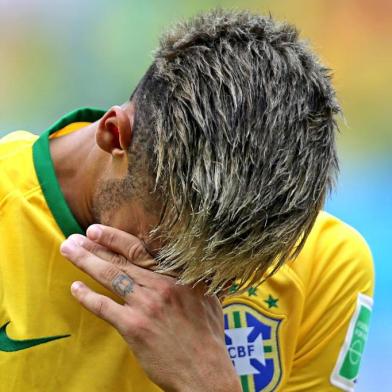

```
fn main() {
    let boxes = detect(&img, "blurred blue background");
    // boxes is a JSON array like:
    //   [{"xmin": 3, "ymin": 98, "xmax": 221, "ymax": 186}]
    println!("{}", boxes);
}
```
[{"xmin": 1, "ymin": 0, "xmax": 390, "ymax": 390}]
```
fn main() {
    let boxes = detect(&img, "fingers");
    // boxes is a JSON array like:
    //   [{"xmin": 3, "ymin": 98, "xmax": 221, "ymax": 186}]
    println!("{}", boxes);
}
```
[
  {"xmin": 86, "ymin": 225, "xmax": 156, "ymax": 269},
  {"xmin": 70, "ymin": 281, "xmax": 129, "ymax": 331},
  {"xmin": 69, "ymin": 234, "xmax": 155, "ymax": 282},
  {"xmin": 69, "ymin": 234, "xmax": 129, "ymax": 268},
  {"xmin": 60, "ymin": 236, "xmax": 160, "ymax": 297}
]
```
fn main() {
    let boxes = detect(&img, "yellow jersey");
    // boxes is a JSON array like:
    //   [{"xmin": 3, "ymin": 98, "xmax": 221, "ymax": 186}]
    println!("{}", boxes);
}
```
[{"xmin": 0, "ymin": 108, "xmax": 374, "ymax": 392}]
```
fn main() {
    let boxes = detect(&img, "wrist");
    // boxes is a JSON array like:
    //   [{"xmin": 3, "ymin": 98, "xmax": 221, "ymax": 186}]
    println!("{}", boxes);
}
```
[
  {"xmin": 170, "ymin": 362, "xmax": 241, "ymax": 392},
  {"xmin": 176, "ymin": 376, "xmax": 242, "ymax": 392}
]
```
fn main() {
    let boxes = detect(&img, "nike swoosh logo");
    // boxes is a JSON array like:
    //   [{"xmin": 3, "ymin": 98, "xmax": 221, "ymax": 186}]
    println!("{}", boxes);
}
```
[{"xmin": 0, "ymin": 322, "xmax": 70, "ymax": 352}]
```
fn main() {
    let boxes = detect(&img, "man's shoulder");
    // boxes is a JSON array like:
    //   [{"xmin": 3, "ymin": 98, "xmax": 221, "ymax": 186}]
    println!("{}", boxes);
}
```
[
  {"xmin": 0, "ymin": 130, "xmax": 39, "ymax": 202},
  {"xmin": 0, "ymin": 130, "xmax": 37, "ymax": 147},
  {"xmin": 288, "ymin": 210, "xmax": 374, "ymax": 295},
  {"xmin": 298, "ymin": 210, "xmax": 373, "ymax": 268},
  {"xmin": 306, "ymin": 210, "xmax": 371, "ymax": 251},
  {"xmin": 224, "ymin": 210, "xmax": 374, "ymax": 301},
  {"xmin": 0, "ymin": 130, "xmax": 37, "ymax": 164}
]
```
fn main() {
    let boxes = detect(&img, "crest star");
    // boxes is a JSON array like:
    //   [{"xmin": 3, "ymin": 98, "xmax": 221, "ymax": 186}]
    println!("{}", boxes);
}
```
[
  {"xmin": 228, "ymin": 283, "xmax": 239, "ymax": 294},
  {"xmin": 264, "ymin": 294, "xmax": 279, "ymax": 309},
  {"xmin": 247, "ymin": 287, "xmax": 258, "ymax": 297}
]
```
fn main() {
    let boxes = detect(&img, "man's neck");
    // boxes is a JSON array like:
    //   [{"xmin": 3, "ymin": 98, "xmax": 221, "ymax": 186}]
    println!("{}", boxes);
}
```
[{"xmin": 49, "ymin": 124, "xmax": 106, "ymax": 231}]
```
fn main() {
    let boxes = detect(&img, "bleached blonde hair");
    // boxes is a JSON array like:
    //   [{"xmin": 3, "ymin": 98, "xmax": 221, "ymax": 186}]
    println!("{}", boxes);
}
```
[{"xmin": 128, "ymin": 9, "xmax": 340, "ymax": 294}]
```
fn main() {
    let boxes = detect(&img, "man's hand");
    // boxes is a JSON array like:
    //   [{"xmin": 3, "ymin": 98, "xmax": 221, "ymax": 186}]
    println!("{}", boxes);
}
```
[{"xmin": 60, "ymin": 225, "xmax": 241, "ymax": 392}]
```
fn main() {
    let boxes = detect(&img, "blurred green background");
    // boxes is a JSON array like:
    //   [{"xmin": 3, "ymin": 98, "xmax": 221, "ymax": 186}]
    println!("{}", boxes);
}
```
[{"xmin": 1, "ymin": 0, "xmax": 391, "ymax": 390}]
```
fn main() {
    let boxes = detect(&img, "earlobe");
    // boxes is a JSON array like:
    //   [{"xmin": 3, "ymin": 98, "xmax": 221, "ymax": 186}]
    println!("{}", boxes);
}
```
[{"xmin": 96, "ymin": 105, "xmax": 133, "ymax": 155}]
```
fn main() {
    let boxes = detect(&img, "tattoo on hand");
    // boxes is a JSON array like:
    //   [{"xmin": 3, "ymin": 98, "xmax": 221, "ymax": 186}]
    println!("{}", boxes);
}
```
[{"xmin": 112, "ymin": 273, "xmax": 134, "ymax": 296}]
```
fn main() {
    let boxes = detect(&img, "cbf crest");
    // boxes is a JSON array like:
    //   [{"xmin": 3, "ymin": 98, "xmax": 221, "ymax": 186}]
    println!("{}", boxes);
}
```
[{"xmin": 223, "ymin": 303, "xmax": 282, "ymax": 392}]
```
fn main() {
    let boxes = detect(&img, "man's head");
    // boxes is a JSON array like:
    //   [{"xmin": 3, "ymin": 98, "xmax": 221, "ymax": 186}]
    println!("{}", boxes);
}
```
[{"xmin": 94, "ymin": 9, "xmax": 340, "ymax": 293}]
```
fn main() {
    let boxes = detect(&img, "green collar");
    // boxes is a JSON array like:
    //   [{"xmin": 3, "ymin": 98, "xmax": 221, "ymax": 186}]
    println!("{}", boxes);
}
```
[{"xmin": 32, "ymin": 107, "xmax": 106, "ymax": 238}]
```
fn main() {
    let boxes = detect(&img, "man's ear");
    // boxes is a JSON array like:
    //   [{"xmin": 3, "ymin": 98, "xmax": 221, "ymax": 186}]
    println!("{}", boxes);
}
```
[{"xmin": 96, "ymin": 105, "xmax": 134, "ymax": 156}]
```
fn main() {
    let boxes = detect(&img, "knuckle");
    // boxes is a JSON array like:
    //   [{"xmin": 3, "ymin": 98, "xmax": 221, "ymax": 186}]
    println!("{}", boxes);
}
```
[
  {"xmin": 109, "ymin": 253, "xmax": 128, "ymax": 267},
  {"xmin": 126, "ymin": 241, "xmax": 147, "ymax": 262},
  {"xmin": 100, "ymin": 265, "xmax": 120, "ymax": 282},
  {"xmin": 158, "ymin": 281, "xmax": 175, "ymax": 303},
  {"xmin": 133, "ymin": 319, "xmax": 150, "ymax": 340},
  {"xmin": 89, "ymin": 243, "xmax": 102, "ymax": 256},
  {"xmin": 144, "ymin": 297, "xmax": 162, "ymax": 316},
  {"xmin": 133, "ymin": 318, "xmax": 148, "ymax": 332},
  {"xmin": 105, "ymin": 230, "xmax": 117, "ymax": 249},
  {"xmin": 122, "ymin": 317, "xmax": 149, "ymax": 340},
  {"xmin": 94, "ymin": 297, "xmax": 107, "ymax": 318}
]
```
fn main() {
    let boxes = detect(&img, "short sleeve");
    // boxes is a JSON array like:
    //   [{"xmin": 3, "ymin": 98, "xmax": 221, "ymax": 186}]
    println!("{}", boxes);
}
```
[{"xmin": 284, "ymin": 216, "xmax": 374, "ymax": 391}]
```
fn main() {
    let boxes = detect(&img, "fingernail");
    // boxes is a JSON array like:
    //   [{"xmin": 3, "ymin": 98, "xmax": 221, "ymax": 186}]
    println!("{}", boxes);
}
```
[
  {"xmin": 87, "ymin": 225, "xmax": 102, "ymax": 240},
  {"xmin": 60, "ymin": 239, "xmax": 77, "ymax": 256},
  {"xmin": 68, "ymin": 234, "xmax": 84, "ymax": 246},
  {"xmin": 71, "ymin": 281, "xmax": 84, "ymax": 295}
]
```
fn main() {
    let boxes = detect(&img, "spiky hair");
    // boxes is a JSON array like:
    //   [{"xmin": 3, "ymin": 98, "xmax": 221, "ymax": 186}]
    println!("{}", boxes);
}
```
[{"xmin": 129, "ymin": 9, "xmax": 340, "ymax": 294}]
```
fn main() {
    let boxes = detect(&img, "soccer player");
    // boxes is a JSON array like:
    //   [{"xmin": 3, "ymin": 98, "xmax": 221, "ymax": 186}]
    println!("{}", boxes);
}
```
[{"xmin": 0, "ymin": 10, "xmax": 373, "ymax": 392}]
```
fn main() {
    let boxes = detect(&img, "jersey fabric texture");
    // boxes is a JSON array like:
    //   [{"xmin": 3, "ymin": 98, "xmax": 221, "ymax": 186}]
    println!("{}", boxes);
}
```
[{"xmin": 0, "ymin": 108, "xmax": 374, "ymax": 392}]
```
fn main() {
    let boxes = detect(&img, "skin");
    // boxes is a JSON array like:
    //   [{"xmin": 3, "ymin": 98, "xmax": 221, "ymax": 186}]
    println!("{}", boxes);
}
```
[
  {"xmin": 60, "ymin": 227, "xmax": 241, "ymax": 392},
  {"xmin": 50, "ymin": 103, "xmax": 159, "ymax": 245},
  {"xmin": 51, "ymin": 103, "xmax": 241, "ymax": 391}
]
